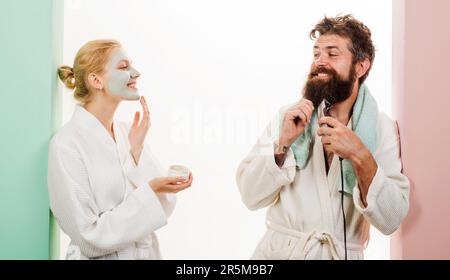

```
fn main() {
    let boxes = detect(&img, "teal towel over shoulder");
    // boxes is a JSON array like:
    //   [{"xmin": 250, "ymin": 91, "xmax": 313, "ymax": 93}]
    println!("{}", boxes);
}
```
[{"xmin": 286, "ymin": 84, "xmax": 378, "ymax": 194}]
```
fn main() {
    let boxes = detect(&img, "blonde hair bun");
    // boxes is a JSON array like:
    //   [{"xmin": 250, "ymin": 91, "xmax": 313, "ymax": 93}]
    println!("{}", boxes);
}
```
[
  {"xmin": 56, "ymin": 40, "xmax": 121, "ymax": 104},
  {"xmin": 58, "ymin": 65, "xmax": 76, "ymax": 90}
]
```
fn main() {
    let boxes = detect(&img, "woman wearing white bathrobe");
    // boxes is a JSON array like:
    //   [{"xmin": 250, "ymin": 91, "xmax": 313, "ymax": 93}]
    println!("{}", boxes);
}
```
[
  {"xmin": 236, "ymin": 16, "xmax": 410, "ymax": 260},
  {"xmin": 48, "ymin": 40, "xmax": 193, "ymax": 260}
]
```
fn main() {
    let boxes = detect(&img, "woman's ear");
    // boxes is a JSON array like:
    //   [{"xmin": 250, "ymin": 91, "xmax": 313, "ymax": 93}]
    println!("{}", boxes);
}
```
[
  {"xmin": 87, "ymin": 73, "xmax": 104, "ymax": 90},
  {"xmin": 356, "ymin": 58, "xmax": 371, "ymax": 79}
]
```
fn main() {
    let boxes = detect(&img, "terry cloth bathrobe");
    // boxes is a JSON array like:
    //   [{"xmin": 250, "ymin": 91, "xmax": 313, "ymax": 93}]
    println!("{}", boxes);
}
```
[
  {"xmin": 236, "ymin": 85, "xmax": 410, "ymax": 260},
  {"xmin": 48, "ymin": 105, "xmax": 175, "ymax": 260}
]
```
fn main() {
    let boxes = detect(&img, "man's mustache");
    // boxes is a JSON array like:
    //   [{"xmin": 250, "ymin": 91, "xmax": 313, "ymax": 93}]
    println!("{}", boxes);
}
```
[{"xmin": 309, "ymin": 66, "xmax": 338, "ymax": 77}]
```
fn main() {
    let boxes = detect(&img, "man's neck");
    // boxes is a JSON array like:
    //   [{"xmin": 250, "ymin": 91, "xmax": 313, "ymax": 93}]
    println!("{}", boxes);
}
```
[{"xmin": 329, "ymin": 83, "xmax": 359, "ymax": 125}]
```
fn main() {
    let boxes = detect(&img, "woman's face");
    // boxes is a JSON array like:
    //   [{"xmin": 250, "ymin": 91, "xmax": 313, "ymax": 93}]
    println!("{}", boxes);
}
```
[{"xmin": 104, "ymin": 47, "xmax": 141, "ymax": 100}]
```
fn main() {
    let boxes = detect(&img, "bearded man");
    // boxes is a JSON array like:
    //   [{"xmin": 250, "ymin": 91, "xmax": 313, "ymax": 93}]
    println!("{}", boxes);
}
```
[{"xmin": 236, "ymin": 15, "xmax": 410, "ymax": 260}]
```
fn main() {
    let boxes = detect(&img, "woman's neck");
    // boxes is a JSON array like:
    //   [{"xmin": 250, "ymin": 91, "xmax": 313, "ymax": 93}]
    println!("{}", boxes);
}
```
[{"xmin": 84, "ymin": 94, "xmax": 120, "ymax": 140}]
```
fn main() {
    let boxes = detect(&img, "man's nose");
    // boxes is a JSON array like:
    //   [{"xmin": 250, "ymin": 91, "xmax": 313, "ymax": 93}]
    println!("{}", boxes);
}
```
[{"xmin": 314, "ymin": 54, "xmax": 329, "ymax": 67}]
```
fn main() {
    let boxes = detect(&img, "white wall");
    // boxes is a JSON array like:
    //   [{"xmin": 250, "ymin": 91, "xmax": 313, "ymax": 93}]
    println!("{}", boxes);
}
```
[{"xmin": 61, "ymin": 0, "xmax": 392, "ymax": 259}]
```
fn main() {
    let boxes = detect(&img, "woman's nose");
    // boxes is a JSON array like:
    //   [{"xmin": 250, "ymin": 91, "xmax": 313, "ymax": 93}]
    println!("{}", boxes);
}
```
[{"xmin": 130, "ymin": 67, "xmax": 141, "ymax": 79}]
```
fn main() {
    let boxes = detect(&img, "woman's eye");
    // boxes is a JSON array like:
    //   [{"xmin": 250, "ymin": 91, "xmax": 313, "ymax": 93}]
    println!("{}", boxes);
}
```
[{"xmin": 329, "ymin": 54, "xmax": 338, "ymax": 57}]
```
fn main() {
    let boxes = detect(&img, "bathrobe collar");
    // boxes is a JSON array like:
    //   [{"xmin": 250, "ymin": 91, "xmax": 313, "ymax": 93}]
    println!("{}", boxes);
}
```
[{"xmin": 72, "ymin": 105, "xmax": 118, "ymax": 147}]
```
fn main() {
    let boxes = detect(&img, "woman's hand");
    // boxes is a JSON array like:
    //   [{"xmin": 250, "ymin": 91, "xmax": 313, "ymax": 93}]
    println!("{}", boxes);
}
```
[
  {"xmin": 148, "ymin": 173, "xmax": 194, "ymax": 194},
  {"xmin": 129, "ymin": 96, "xmax": 150, "ymax": 165}
]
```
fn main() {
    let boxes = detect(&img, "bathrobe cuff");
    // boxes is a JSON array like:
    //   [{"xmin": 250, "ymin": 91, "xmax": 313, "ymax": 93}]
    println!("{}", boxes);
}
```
[
  {"xmin": 123, "ymin": 148, "xmax": 177, "ymax": 219},
  {"xmin": 352, "ymin": 164, "xmax": 384, "ymax": 214},
  {"xmin": 133, "ymin": 183, "xmax": 168, "ymax": 227},
  {"xmin": 267, "ymin": 142, "xmax": 297, "ymax": 185},
  {"xmin": 124, "ymin": 151, "xmax": 167, "ymax": 223}
]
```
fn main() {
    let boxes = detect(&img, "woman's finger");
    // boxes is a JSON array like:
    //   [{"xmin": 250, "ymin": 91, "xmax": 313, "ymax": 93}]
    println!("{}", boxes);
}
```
[
  {"xmin": 175, "ymin": 174, "xmax": 193, "ymax": 189},
  {"xmin": 159, "ymin": 176, "xmax": 182, "ymax": 185},
  {"xmin": 132, "ymin": 111, "xmax": 140, "ymax": 127},
  {"xmin": 138, "ymin": 97, "xmax": 150, "ymax": 129},
  {"xmin": 141, "ymin": 96, "xmax": 150, "ymax": 121},
  {"xmin": 175, "ymin": 180, "xmax": 193, "ymax": 191}
]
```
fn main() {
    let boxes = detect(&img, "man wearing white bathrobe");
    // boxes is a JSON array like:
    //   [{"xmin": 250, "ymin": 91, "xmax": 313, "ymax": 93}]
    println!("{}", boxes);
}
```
[{"xmin": 236, "ymin": 15, "xmax": 410, "ymax": 260}]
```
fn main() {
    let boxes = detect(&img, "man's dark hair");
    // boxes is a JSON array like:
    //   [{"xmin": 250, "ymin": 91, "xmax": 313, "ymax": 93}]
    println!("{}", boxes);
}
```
[{"xmin": 310, "ymin": 14, "xmax": 375, "ymax": 85}]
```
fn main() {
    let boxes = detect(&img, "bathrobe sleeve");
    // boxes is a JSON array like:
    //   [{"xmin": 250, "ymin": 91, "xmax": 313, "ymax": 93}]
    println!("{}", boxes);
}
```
[
  {"xmin": 123, "ymin": 141, "xmax": 177, "ymax": 218},
  {"xmin": 119, "ymin": 122, "xmax": 177, "ymax": 218},
  {"xmin": 48, "ymin": 139, "xmax": 168, "ymax": 258},
  {"xmin": 236, "ymin": 107, "xmax": 297, "ymax": 210},
  {"xmin": 352, "ymin": 113, "xmax": 410, "ymax": 235}
]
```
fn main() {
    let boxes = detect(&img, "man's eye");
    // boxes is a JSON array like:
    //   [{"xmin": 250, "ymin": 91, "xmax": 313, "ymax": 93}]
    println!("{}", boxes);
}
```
[
  {"xmin": 313, "ymin": 53, "xmax": 320, "ymax": 58},
  {"xmin": 329, "ymin": 54, "xmax": 338, "ymax": 57}
]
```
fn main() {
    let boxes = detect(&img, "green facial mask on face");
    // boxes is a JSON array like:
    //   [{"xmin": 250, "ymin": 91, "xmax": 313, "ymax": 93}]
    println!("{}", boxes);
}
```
[{"xmin": 105, "ymin": 48, "xmax": 141, "ymax": 100}]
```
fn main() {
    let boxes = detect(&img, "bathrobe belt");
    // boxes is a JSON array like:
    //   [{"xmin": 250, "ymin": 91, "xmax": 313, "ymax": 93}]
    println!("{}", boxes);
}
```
[{"xmin": 266, "ymin": 220, "xmax": 363, "ymax": 260}]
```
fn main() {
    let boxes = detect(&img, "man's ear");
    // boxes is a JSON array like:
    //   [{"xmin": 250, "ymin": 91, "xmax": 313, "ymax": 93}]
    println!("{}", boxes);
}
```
[
  {"xmin": 356, "ymin": 58, "xmax": 371, "ymax": 79},
  {"xmin": 87, "ymin": 73, "xmax": 104, "ymax": 90}
]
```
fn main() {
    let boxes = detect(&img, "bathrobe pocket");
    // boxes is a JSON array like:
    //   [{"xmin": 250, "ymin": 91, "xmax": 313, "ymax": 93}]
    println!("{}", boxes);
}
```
[{"xmin": 263, "ymin": 230, "xmax": 299, "ymax": 260}]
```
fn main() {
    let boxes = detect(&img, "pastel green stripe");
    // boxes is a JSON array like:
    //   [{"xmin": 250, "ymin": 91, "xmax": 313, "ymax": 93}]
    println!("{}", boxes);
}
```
[{"xmin": 0, "ymin": 0, "xmax": 63, "ymax": 259}]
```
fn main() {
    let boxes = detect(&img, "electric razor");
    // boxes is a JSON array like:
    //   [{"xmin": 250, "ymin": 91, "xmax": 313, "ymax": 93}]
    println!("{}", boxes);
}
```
[{"xmin": 318, "ymin": 99, "xmax": 332, "ymax": 127}]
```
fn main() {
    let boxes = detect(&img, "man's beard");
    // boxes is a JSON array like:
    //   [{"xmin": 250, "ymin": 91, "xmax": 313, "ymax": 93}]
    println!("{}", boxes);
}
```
[{"xmin": 303, "ymin": 64, "xmax": 357, "ymax": 109}]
